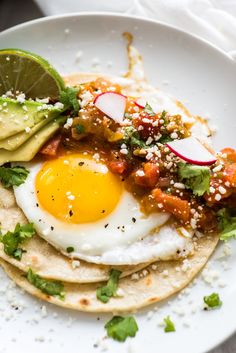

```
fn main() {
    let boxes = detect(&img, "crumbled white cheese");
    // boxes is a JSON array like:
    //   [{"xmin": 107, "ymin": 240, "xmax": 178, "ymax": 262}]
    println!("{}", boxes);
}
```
[
  {"xmin": 36, "ymin": 97, "xmax": 49, "ymax": 104},
  {"xmin": 64, "ymin": 117, "xmax": 73, "ymax": 129},
  {"xmin": 131, "ymin": 273, "xmax": 139, "ymax": 281},
  {"xmin": 162, "ymin": 270, "xmax": 169, "ymax": 277},
  {"xmin": 146, "ymin": 136, "xmax": 153, "ymax": 145},
  {"xmin": 79, "ymin": 90, "xmax": 93, "ymax": 108},
  {"xmin": 170, "ymin": 132, "xmax": 178, "ymax": 139},
  {"xmin": 120, "ymin": 148, "xmax": 128, "ymax": 155},
  {"xmin": 16, "ymin": 93, "xmax": 26, "ymax": 104},
  {"xmin": 215, "ymin": 193, "xmax": 221, "ymax": 201},
  {"xmin": 136, "ymin": 170, "xmax": 145, "ymax": 177},
  {"xmin": 116, "ymin": 288, "xmax": 125, "ymax": 297},
  {"xmin": 93, "ymin": 153, "xmax": 100, "ymax": 161},
  {"xmin": 54, "ymin": 102, "xmax": 64, "ymax": 109},
  {"xmin": 213, "ymin": 164, "xmax": 223, "ymax": 173},
  {"xmin": 72, "ymin": 260, "xmax": 80, "ymax": 269},
  {"xmin": 218, "ymin": 186, "xmax": 227, "ymax": 195},
  {"xmin": 25, "ymin": 127, "xmax": 31, "ymax": 133},
  {"xmin": 174, "ymin": 182, "xmax": 185, "ymax": 189}
]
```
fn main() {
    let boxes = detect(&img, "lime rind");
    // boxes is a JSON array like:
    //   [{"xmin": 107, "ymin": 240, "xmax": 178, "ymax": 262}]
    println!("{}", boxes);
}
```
[{"xmin": 0, "ymin": 48, "xmax": 66, "ymax": 100}]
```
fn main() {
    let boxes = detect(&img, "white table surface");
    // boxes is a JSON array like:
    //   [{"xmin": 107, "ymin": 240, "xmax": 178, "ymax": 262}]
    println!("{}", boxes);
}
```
[{"xmin": 0, "ymin": 1, "xmax": 235, "ymax": 352}]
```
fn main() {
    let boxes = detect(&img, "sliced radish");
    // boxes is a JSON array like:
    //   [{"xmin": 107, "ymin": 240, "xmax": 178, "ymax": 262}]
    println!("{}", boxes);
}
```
[
  {"xmin": 135, "ymin": 97, "xmax": 147, "ymax": 109},
  {"xmin": 166, "ymin": 137, "xmax": 217, "ymax": 166},
  {"xmin": 94, "ymin": 92, "xmax": 127, "ymax": 124}
]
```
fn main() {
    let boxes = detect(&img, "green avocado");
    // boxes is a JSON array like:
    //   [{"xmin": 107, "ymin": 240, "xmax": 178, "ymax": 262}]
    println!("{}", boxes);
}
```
[
  {"xmin": 0, "ymin": 116, "xmax": 66, "ymax": 165},
  {"xmin": 0, "ymin": 111, "xmax": 58, "ymax": 151},
  {"xmin": 0, "ymin": 97, "xmax": 62, "ymax": 140}
]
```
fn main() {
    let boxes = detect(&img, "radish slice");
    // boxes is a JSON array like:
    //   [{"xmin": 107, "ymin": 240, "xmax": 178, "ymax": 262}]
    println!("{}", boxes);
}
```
[
  {"xmin": 94, "ymin": 92, "xmax": 127, "ymax": 124},
  {"xmin": 166, "ymin": 137, "xmax": 217, "ymax": 166}
]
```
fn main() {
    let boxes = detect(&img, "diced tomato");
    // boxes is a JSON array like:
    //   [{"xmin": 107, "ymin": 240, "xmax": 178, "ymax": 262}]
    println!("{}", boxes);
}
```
[
  {"xmin": 133, "ymin": 112, "xmax": 159, "ymax": 140},
  {"xmin": 40, "ymin": 134, "xmax": 62, "ymax": 157},
  {"xmin": 133, "ymin": 162, "xmax": 159, "ymax": 188},
  {"xmin": 108, "ymin": 160, "xmax": 128, "ymax": 175},
  {"xmin": 157, "ymin": 177, "xmax": 171, "ymax": 188},
  {"xmin": 223, "ymin": 164, "xmax": 236, "ymax": 187},
  {"xmin": 204, "ymin": 178, "xmax": 232, "ymax": 204},
  {"xmin": 197, "ymin": 210, "xmax": 217, "ymax": 231},
  {"xmin": 221, "ymin": 147, "xmax": 236, "ymax": 163},
  {"xmin": 152, "ymin": 188, "xmax": 190, "ymax": 223}
]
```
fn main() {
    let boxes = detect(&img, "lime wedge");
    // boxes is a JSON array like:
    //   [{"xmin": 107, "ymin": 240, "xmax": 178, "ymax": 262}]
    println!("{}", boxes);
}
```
[{"xmin": 0, "ymin": 49, "xmax": 65, "ymax": 101}]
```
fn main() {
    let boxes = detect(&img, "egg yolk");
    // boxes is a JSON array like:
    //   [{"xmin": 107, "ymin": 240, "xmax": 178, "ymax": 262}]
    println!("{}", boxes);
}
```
[{"xmin": 35, "ymin": 154, "xmax": 123, "ymax": 224}]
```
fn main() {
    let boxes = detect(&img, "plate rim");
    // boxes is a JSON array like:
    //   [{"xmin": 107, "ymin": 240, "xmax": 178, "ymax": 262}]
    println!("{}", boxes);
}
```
[
  {"xmin": 0, "ymin": 11, "xmax": 234, "ymax": 65},
  {"xmin": 0, "ymin": 11, "xmax": 235, "ymax": 353}
]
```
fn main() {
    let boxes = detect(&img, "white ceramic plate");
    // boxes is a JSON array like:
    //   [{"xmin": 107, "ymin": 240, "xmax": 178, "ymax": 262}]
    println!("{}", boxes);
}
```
[{"xmin": 0, "ymin": 13, "xmax": 235, "ymax": 353}]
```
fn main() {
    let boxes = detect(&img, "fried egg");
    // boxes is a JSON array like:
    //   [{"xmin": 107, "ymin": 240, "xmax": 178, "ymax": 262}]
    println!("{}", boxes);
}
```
[{"xmin": 13, "ymin": 153, "xmax": 193, "ymax": 265}]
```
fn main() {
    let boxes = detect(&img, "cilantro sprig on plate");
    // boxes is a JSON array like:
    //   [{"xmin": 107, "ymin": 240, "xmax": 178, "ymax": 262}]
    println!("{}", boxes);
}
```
[
  {"xmin": 0, "ymin": 223, "xmax": 35, "ymax": 260},
  {"xmin": 164, "ymin": 316, "xmax": 176, "ymax": 332},
  {"xmin": 0, "ymin": 165, "xmax": 29, "ymax": 188},
  {"xmin": 204, "ymin": 293, "xmax": 222, "ymax": 309},
  {"xmin": 178, "ymin": 163, "xmax": 210, "ymax": 196},
  {"xmin": 105, "ymin": 316, "xmax": 138, "ymax": 342},
  {"xmin": 217, "ymin": 208, "xmax": 236, "ymax": 241},
  {"xmin": 97, "ymin": 269, "xmax": 121, "ymax": 303},
  {"xmin": 26, "ymin": 268, "xmax": 65, "ymax": 300}
]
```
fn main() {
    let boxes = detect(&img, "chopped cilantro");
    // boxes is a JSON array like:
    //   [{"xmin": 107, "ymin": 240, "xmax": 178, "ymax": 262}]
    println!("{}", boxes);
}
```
[
  {"xmin": 97, "ymin": 269, "xmax": 121, "ymax": 303},
  {"xmin": 204, "ymin": 293, "xmax": 222, "ymax": 309},
  {"xmin": 178, "ymin": 163, "xmax": 210, "ymax": 196},
  {"xmin": 26, "ymin": 268, "xmax": 65, "ymax": 300},
  {"xmin": 0, "ymin": 223, "xmax": 35, "ymax": 260},
  {"xmin": 217, "ymin": 208, "xmax": 236, "ymax": 241},
  {"xmin": 105, "ymin": 316, "xmax": 138, "ymax": 342},
  {"xmin": 0, "ymin": 166, "xmax": 29, "ymax": 188},
  {"xmin": 164, "ymin": 316, "xmax": 175, "ymax": 332},
  {"xmin": 158, "ymin": 135, "xmax": 173, "ymax": 144},
  {"xmin": 160, "ymin": 110, "xmax": 167, "ymax": 124},
  {"xmin": 124, "ymin": 112, "xmax": 132, "ymax": 120},
  {"xmin": 75, "ymin": 124, "xmax": 85, "ymax": 134},
  {"xmin": 60, "ymin": 86, "xmax": 80, "ymax": 115},
  {"xmin": 144, "ymin": 102, "xmax": 155, "ymax": 116},
  {"xmin": 66, "ymin": 246, "xmax": 74, "ymax": 253},
  {"xmin": 123, "ymin": 126, "xmax": 146, "ymax": 149}
]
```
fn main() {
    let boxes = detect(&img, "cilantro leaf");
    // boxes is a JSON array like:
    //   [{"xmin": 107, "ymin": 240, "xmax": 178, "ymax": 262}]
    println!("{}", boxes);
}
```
[
  {"xmin": 217, "ymin": 208, "xmax": 236, "ymax": 241},
  {"xmin": 0, "ymin": 166, "xmax": 29, "ymax": 188},
  {"xmin": 164, "ymin": 316, "xmax": 176, "ymax": 332},
  {"xmin": 75, "ymin": 124, "xmax": 85, "ymax": 134},
  {"xmin": 0, "ymin": 223, "xmax": 35, "ymax": 260},
  {"xmin": 178, "ymin": 163, "xmax": 210, "ymax": 196},
  {"xmin": 158, "ymin": 135, "xmax": 173, "ymax": 144},
  {"xmin": 123, "ymin": 126, "xmax": 146, "ymax": 149},
  {"xmin": 144, "ymin": 102, "xmax": 155, "ymax": 116},
  {"xmin": 105, "ymin": 316, "xmax": 138, "ymax": 342},
  {"xmin": 160, "ymin": 110, "xmax": 167, "ymax": 123},
  {"xmin": 97, "ymin": 269, "xmax": 121, "ymax": 303},
  {"xmin": 66, "ymin": 246, "xmax": 74, "ymax": 253},
  {"xmin": 60, "ymin": 87, "xmax": 80, "ymax": 115},
  {"xmin": 124, "ymin": 112, "xmax": 132, "ymax": 120},
  {"xmin": 204, "ymin": 293, "xmax": 222, "ymax": 309},
  {"xmin": 26, "ymin": 268, "xmax": 65, "ymax": 300}
]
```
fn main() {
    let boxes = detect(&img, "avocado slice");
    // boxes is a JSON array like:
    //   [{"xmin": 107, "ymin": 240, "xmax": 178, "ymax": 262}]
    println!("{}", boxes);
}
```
[
  {"xmin": 0, "ymin": 116, "xmax": 66, "ymax": 165},
  {"xmin": 0, "ymin": 112, "xmax": 58, "ymax": 151},
  {"xmin": 0, "ymin": 97, "xmax": 62, "ymax": 140}
]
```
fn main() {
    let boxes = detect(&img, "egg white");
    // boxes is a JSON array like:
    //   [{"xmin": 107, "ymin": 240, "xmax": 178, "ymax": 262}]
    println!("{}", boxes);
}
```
[{"xmin": 13, "ymin": 160, "xmax": 193, "ymax": 265}]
